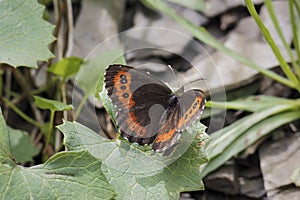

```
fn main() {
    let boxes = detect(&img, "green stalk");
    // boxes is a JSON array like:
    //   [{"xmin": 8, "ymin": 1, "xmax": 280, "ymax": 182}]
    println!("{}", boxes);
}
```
[
  {"xmin": 294, "ymin": 0, "xmax": 300, "ymax": 14},
  {"xmin": 289, "ymin": 0, "xmax": 300, "ymax": 78},
  {"xmin": 265, "ymin": 0, "xmax": 300, "ymax": 79},
  {"xmin": 245, "ymin": 0, "xmax": 299, "ymax": 88},
  {"xmin": 74, "ymin": 94, "xmax": 88, "ymax": 120},
  {"xmin": 2, "ymin": 97, "xmax": 42, "ymax": 128},
  {"xmin": 0, "ymin": 68, "xmax": 3, "ymax": 98},
  {"xmin": 60, "ymin": 81, "xmax": 68, "ymax": 119},
  {"xmin": 43, "ymin": 110, "xmax": 55, "ymax": 155}
]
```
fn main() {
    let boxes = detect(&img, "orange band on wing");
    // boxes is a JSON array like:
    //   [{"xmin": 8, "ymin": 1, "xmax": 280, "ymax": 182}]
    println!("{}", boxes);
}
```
[
  {"xmin": 125, "ymin": 111, "xmax": 147, "ymax": 137},
  {"xmin": 113, "ymin": 71, "xmax": 135, "ymax": 108},
  {"xmin": 114, "ymin": 71, "xmax": 146, "ymax": 136},
  {"xmin": 155, "ymin": 128, "xmax": 176, "ymax": 143},
  {"xmin": 177, "ymin": 96, "xmax": 204, "ymax": 129}
]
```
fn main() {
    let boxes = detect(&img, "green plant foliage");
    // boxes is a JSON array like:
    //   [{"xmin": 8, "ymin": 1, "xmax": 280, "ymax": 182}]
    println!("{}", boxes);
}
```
[
  {"xmin": 48, "ymin": 57, "xmax": 83, "ymax": 81},
  {"xmin": 244, "ymin": 0, "xmax": 299, "ymax": 88},
  {"xmin": 34, "ymin": 95, "xmax": 73, "ymax": 111},
  {"xmin": 8, "ymin": 127, "xmax": 39, "ymax": 163},
  {"xmin": 0, "ymin": 150, "xmax": 116, "ymax": 199},
  {"xmin": 141, "ymin": 0, "xmax": 297, "ymax": 89},
  {"xmin": 0, "ymin": 109, "xmax": 116, "ymax": 199},
  {"xmin": 201, "ymin": 96, "xmax": 300, "ymax": 177},
  {"xmin": 58, "ymin": 120, "xmax": 208, "ymax": 199},
  {"xmin": 209, "ymin": 95, "xmax": 296, "ymax": 112},
  {"xmin": 0, "ymin": 109, "xmax": 11, "ymax": 160},
  {"xmin": 0, "ymin": 0, "xmax": 55, "ymax": 68}
]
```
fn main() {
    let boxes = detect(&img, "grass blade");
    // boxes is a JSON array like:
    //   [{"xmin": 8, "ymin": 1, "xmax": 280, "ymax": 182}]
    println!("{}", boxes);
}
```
[
  {"xmin": 245, "ymin": 0, "xmax": 299, "ymax": 88},
  {"xmin": 264, "ymin": 0, "xmax": 300, "ymax": 79}
]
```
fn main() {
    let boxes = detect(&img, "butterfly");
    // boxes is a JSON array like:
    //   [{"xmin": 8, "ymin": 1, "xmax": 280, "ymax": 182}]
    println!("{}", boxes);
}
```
[{"xmin": 104, "ymin": 64, "xmax": 205, "ymax": 152}]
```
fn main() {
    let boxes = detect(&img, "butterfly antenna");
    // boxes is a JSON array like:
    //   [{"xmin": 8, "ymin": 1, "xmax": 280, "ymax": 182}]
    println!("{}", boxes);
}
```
[
  {"xmin": 188, "ymin": 77, "xmax": 207, "ymax": 85},
  {"xmin": 167, "ymin": 64, "xmax": 184, "ymax": 94},
  {"xmin": 167, "ymin": 65, "xmax": 177, "ymax": 81}
]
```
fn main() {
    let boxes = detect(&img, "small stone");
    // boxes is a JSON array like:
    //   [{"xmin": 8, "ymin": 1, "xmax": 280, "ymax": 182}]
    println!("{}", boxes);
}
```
[
  {"xmin": 259, "ymin": 133, "xmax": 300, "ymax": 197},
  {"xmin": 238, "ymin": 177, "xmax": 266, "ymax": 198},
  {"xmin": 204, "ymin": 161, "xmax": 239, "ymax": 195}
]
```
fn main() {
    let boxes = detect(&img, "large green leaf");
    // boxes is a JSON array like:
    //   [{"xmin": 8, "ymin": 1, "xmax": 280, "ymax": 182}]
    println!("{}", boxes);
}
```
[
  {"xmin": 8, "ymin": 127, "xmax": 39, "ymax": 163},
  {"xmin": 0, "ymin": 0, "xmax": 55, "ymax": 68},
  {"xmin": 58, "ymin": 120, "xmax": 208, "ymax": 200},
  {"xmin": 0, "ymin": 109, "xmax": 116, "ymax": 199},
  {"xmin": 0, "ymin": 150, "xmax": 116, "ymax": 199}
]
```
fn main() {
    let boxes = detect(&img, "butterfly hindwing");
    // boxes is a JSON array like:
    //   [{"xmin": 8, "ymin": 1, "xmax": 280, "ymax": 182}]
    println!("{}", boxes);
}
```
[
  {"xmin": 177, "ymin": 89, "xmax": 206, "ymax": 131},
  {"xmin": 152, "ymin": 102, "xmax": 181, "ymax": 152},
  {"xmin": 152, "ymin": 90, "xmax": 205, "ymax": 152}
]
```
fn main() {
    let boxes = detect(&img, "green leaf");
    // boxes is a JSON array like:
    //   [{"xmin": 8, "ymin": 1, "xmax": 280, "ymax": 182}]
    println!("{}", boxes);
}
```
[
  {"xmin": 0, "ymin": 109, "xmax": 115, "ymax": 199},
  {"xmin": 58, "ymin": 120, "xmax": 208, "ymax": 199},
  {"xmin": 77, "ymin": 49, "xmax": 126, "ymax": 97},
  {"xmin": 201, "ymin": 107, "xmax": 300, "ymax": 177},
  {"xmin": 208, "ymin": 95, "xmax": 296, "ymax": 112},
  {"xmin": 291, "ymin": 167, "xmax": 300, "ymax": 187},
  {"xmin": 0, "ymin": 108, "xmax": 11, "ymax": 160},
  {"xmin": 0, "ymin": 150, "xmax": 116, "ymax": 199},
  {"xmin": 8, "ymin": 127, "xmax": 39, "ymax": 163},
  {"xmin": 99, "ymin": 82, "xmax": 117, "ymax": 126},
  {"xmin": 166, "ymin": 0, "xmax": 205, "ymax": 11},
  {"xmin": 48, "ymin": 57, "xmax": 83, "ymax": 81},
  {"xmin": 0, "ymin": 0, "xmax": 55, "ymax": 68},
  {"xmin": 34, "ymin": 96, "xmax": 73, "ymax": 111}
]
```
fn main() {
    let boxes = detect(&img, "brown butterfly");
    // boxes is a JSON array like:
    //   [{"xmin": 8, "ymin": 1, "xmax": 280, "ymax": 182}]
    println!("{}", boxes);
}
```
[{"xmin": 104, "ymin": 64, "xmax": 205, "ymax": 152}]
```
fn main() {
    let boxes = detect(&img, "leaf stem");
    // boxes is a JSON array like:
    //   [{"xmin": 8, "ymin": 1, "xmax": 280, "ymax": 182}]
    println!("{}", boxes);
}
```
[
  {"xmin": 0, "ymin": 68, "xmax": 3, "ymax": 98},
  {"xmin": 2, "ymin": 97, "xmax": 42, "ymax": 128},
  {"xmin": 74, "ymin": 94, "xmax": 88, "ymax": 120},
  {"xmin": 43, "ymin": 110, "xmax": 55, "ymax": 155},
  {"xmin": 60, "ymin": 81, "xmax": 68, "ymax": 119}
]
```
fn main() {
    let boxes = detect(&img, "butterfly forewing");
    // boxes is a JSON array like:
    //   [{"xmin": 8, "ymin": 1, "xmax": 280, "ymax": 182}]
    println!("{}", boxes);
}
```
[{"xmin": 104, "ymin": 65, "xmax": 173, "ymax": 145}]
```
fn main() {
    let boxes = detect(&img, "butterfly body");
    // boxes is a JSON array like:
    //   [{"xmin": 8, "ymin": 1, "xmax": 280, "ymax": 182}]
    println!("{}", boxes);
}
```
[{"xmin": 104, "ymin": 64, "xmax": 205, "ymax": 152}]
